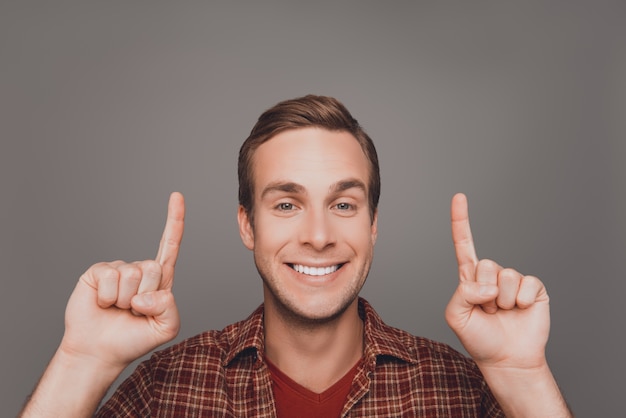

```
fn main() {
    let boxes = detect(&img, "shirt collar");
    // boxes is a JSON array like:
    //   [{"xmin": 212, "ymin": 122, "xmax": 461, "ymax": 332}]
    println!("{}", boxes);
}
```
[
  {"xmin": 222, "ymin": 298, "xmax": 417, "ymax": 368},
  {"xmin": 358, "ymin": 297, "xmax": 418, "ymax": 369},
  {"xmin": 223, "ymin": 304, "xmax": 266, "ymax": 367}
]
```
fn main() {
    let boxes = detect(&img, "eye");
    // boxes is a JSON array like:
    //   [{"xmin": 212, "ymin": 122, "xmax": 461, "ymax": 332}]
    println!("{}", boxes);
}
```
[
  {"xmin": 335, "ymin": 202, "xmax": 354, "ymax": 211},
  {"xmin": 277, "ymin": 202, "xmax": 295, "ymax": 211}
]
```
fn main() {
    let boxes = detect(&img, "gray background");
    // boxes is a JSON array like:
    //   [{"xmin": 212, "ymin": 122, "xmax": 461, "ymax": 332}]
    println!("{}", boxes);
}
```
[{"xmin": 2, "ymin": 1, "xmax": 624, "ymax": 416}]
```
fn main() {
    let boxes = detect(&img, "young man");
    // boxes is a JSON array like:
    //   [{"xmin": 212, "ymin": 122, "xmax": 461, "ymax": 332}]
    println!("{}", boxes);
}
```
[{"xmin": 21, "ymin": 96, "xmax": 572, "ymax": 417}]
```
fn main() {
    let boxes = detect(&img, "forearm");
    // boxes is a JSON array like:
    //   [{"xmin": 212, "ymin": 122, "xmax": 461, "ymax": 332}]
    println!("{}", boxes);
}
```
[
  {"xmin": 20, "ymin": 347, "xmax": 125, "ymax": 418},
  {"xmin": 479, "ymin": 363, "xmax": 573, "ymax": 418}
]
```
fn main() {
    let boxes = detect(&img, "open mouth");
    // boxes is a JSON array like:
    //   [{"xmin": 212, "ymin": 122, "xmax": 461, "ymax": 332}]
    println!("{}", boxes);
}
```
[{"xmin": 288, "ymin": 263, "xmax": 345, "ymax": 276}]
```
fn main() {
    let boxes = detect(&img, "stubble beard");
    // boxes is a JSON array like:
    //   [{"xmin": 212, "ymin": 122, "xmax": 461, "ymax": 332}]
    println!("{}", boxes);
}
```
[{"xmin": 255, "ymin": 258, "xmax": 372, "ymax": 330}]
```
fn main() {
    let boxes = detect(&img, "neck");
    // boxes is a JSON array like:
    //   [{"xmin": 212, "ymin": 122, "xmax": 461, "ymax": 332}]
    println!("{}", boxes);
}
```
[{"xmin": 263, "ymin": 297, "xmax": 364, "ymax": 393}]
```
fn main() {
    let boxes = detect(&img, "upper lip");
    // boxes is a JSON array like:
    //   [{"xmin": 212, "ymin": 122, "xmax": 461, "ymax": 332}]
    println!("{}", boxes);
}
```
[{"xmin": 287, "ymin": 261, "xmax": 346, "ymax": 268}]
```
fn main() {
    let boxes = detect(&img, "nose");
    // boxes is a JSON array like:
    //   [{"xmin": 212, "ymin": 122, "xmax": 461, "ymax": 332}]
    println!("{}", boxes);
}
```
[{"xmin": 299, "ymin": 207, "xmax": 336, "ymax": 251}]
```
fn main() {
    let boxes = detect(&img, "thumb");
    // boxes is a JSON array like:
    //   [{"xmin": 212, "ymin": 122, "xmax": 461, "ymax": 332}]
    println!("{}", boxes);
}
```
[
  {"xmin": 131, "ymin": 290, "xmax": 180, "ymax": 338},
  {"xmin": 446, "ymin": 282, "xmax": 498, "ymax": 328}
]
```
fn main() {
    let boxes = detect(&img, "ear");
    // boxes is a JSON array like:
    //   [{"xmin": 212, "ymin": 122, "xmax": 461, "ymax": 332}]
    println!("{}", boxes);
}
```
[
  {"xmin": 237, "ymin": 205, "xmax": 255, "ymax": 250},
  {"xmin": 371, "ymin": 209, "xmax": 378, "ymax": 245}
]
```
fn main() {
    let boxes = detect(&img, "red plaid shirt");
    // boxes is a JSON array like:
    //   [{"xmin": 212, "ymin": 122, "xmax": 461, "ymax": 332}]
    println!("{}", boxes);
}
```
[{"xmin": 97, "ymin": 298, "xmax": 504, "ymax": 417}]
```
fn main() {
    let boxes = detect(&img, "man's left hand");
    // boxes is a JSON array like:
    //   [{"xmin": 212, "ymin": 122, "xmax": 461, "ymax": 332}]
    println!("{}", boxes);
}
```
[{"xmin": 445, "ymin": 193, "xmax": 551, "ymax": 371}]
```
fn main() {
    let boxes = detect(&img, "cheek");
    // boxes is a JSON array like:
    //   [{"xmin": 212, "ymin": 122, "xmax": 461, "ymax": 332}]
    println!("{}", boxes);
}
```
[
  {"xmin": 337, "ymin": 218, "xmax": 376, "ymax": 247},
  {"xmin": 253, "ymin": 215, "xmax": 293, "ymax": 250}
]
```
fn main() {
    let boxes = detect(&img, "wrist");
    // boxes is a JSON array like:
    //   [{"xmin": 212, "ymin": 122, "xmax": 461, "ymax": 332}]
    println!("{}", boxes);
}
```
[
  {"xmin": 21, "ymin": 346, "xmax": 126, "ymax": 417},
  {"xmin": 58, "ymin": 331, "xmax": 134, "ymax": 375},
  {"xmin": 478, "ymin": 363, "xmax": 572, "ymax": 418},
  {"xmin": 56, "ymin": 342, "xmax": 127, "ymax": 382}
]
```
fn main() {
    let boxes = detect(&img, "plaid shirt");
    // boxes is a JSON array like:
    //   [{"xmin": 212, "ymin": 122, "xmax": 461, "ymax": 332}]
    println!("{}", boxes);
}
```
[{"xmin": 97, "ymin": 298, "xmax": 504, "ymax": 417}]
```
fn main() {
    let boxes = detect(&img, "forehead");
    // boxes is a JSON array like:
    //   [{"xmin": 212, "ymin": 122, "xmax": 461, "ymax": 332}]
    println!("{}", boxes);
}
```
[{"xmin": 251, "ymin": 127, "xmax": 370, "ymax": 193}]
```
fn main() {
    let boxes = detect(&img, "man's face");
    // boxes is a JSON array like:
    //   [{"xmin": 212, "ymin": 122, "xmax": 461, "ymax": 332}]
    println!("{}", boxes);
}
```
[{"xmin": 238, "ymin": 127, "xmax": 378, "ymax": 323}]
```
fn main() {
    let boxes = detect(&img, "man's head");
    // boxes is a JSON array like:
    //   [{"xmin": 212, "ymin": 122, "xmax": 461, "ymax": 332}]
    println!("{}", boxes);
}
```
[
  {"xmin": 238, "ymin": 95, "xmax": 380, "ymax": 227},
  {"xmin": 236, "ymin": 95, "xmax": 381, "ymax": 324}
]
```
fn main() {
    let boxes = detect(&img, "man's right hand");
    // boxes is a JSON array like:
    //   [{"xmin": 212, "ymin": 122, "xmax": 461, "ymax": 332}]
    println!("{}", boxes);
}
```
[
  {"xmin": 20, "ymin": 192, "xmax": 185, "ymax": 417},
  {"xmin": 60, "ymin": 192, "xmax": 185, "ymax": 369}
]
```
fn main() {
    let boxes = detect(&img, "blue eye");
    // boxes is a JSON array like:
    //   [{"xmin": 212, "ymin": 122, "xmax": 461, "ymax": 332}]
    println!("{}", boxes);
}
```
[{"xmin": 336, "ymin": 202, "xmax": 353, "ymax": 210}]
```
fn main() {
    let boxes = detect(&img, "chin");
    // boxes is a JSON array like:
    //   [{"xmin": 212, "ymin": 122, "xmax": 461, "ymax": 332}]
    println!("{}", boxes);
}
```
[{"xmin": 266, "ymin": 287, "xmax": 358, "ymax": 326}]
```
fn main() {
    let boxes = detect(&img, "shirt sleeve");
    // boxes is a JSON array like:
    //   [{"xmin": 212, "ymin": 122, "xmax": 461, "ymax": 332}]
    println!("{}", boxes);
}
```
[
  {"xmin": 479, "ymin": 375, "xmax": 506, "ymax": 418},
  {"xmin": 95, "ymin": 360, "xmax": 154, "ymax": 417}
]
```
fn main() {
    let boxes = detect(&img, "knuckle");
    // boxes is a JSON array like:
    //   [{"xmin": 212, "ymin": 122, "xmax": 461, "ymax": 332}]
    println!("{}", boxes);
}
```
[
  {"xmin": 120, "ymin": 264, "xmax": 142, "ymax": 282},
  {"xmin": 143, "ymin": 260, "xmax": 162, "ymax": 277},
  {"xmin": 477, "ymin": 259, "xmax": 499, "ymax": 271},
  {"xmin": 98, "ymin": 291, "xmax": 117, "ymax": 307},
  {"xmin": 523, "ymin": 274, "xmax": 541, "ymax": 285},
  {"xmin": 516, "ymin": 295, "xmax": 534, "ymax": 308},
  {"xmin": 522, "ymin": 275, "xmax": 543, "ymax": 291},
  {"xmin": 89, "ymin": 261, "xmax": 111, "ymax": 272},
  {"xmin": 499, "ymin": 268, "xmax": 521, "ymax": 282},
  {"xmin": 501, "ymin": 267, "xmax": 518, "ymax": 276},
  {"xmin": 99, "ymin": 265, "xmax": 120, "ymax": 282},
  {"xmin": 460, "ymin": 281, "xmax": 475, "ymax": 295},
  {"xmin": 165, "ymin": 236, "xmax": 181, "ymax": 248},
  {"xmin": 496, "ymin": 296, "xmax": 516, "ymax": 310},
  {"xmin": 161, "ymin": 237, "xmax": 181, "ymax": 252}
]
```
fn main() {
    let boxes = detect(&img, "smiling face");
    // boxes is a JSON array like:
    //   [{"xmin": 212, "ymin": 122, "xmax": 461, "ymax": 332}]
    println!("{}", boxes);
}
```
[{"xmin": 238, "ymin": 127, "xmax": 378, "ymax": 324}]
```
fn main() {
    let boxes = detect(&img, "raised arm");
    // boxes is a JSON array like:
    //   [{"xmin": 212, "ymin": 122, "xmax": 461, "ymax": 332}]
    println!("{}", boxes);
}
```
[
  {"xmin": 20, "ymin": 192, "xmax": 185, "ymax": 418},
  {"xmin": 445, "ymin": 193, "xmax": 572, "ymax": 417}
]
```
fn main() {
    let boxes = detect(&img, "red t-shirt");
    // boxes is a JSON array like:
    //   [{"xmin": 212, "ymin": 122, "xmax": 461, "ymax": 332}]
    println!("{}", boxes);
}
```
[{"xmin": 266, "ymin": 358, "xmax": 362, "ymax": 418}]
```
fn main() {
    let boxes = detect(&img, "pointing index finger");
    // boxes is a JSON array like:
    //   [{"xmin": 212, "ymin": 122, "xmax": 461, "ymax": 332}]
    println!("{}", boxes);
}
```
[
  {"xmin": 451, "ymin": 193, "xmax": 478, "ymax": 282},
  {"xmin": 156, "ymin": 192, "xmax": 185, "ymax": 289}
]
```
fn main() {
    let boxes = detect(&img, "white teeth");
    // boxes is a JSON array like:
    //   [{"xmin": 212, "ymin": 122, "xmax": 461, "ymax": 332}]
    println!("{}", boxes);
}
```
[{"xmin": 291, "ymin": 264, "xmax": 339, "ymax": 276}]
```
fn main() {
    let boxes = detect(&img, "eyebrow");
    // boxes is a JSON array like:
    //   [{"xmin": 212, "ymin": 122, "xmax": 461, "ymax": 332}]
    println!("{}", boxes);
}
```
[
  {"xmin": 330, "ymin": 178, "xmax": 367, "ymax": 196},
  {"xmin": 260, "ymin": 178, "xmax": 367, "ymax": 200},
  {"xmin": 260, "ymin": 182, "xmax": 306, "ymax": 200}
]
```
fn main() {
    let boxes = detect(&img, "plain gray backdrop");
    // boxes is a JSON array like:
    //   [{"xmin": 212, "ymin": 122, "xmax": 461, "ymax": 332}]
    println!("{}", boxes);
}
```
[{"xmin": 2, "ymin": 1, "xmax": 624, "ymax": 416}]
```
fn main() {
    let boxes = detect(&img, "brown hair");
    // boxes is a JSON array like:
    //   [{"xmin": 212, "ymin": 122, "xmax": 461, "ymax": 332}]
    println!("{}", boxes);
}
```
[{"xmin": 238, "ymin": 95, "xmax": 380, "ymax": 226}]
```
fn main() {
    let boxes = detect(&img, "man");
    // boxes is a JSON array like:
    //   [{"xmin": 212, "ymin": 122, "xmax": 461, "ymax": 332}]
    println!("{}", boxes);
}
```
[{"xmin": 21, "ymin": 95, "xmax": 572, "ymax": 417}]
